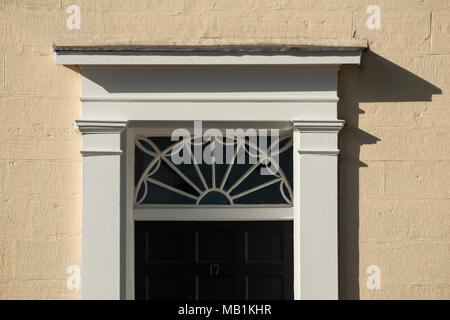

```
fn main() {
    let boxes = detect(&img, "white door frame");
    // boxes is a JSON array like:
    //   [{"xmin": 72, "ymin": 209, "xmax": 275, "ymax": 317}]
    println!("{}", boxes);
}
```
[{"xmin": 56, "ymin": 46, "xmax": 362, "ymax": 300}]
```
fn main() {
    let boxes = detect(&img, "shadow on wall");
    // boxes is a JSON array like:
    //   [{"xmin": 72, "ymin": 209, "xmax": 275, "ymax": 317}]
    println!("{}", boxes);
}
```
[{"xmin": 337, "ymin": 50, "xmax": 442, "ymax": 299}]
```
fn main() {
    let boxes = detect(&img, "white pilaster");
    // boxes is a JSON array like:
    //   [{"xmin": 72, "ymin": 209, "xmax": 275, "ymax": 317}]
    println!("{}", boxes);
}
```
[
  {"xmin": 75, "ymin": 120, "xmax": 127, "ymax": 300},
  {"xmin": 293, "ymin": 120, "xmax": 344, "ymax": 300}
]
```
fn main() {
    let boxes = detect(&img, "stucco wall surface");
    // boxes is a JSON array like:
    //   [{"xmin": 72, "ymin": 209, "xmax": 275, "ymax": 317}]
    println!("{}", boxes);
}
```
[{"xmin": 0, "ymin": 0, "xmax": 449, "ymax": 299}]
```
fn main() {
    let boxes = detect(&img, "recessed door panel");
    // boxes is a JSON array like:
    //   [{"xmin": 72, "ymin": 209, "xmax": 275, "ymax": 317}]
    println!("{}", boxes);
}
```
[
  {"xmin": 197, "ymin": 231, "xmax": 233, "ymax": 262},
  {"xmin": 247, "ymin": 276, "xmax": 283, "ymax": 300}
]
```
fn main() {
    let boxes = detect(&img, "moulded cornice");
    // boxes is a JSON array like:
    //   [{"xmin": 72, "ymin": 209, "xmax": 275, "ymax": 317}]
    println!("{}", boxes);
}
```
[{"xmin": 54, "ymin": 45, "xmax": 363, "ymax": 66}]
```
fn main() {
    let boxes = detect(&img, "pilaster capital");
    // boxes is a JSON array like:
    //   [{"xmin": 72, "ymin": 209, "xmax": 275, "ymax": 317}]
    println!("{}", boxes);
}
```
[
  {"xmin": 293, "ymin": 120, "xmax": 345, "ymax": 133},
  {"xmin": 75, "ymin": 120, "xmax": 127, "ymax": 156},
  {"xmin": 75, "ymin": 120, "xmax": 127, "ymax": 135}
]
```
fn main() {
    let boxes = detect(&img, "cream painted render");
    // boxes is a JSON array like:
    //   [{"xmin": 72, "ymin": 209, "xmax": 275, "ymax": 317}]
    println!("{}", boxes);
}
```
[{"xmin": 0, "ymin": 0, "xmax": 449, "ymax": 300}]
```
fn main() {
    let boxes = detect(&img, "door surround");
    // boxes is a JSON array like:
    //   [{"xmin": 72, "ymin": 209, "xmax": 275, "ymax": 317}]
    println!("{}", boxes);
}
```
[{"xmin": 55, "ymin": 46, "xmax": 363, "ymax": 300}]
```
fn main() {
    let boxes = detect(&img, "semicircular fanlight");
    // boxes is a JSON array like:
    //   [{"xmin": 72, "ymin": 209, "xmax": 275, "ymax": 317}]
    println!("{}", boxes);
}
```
[{"xmin": 134, "ymin": 134, "xmax": 293, "ymax": 206}]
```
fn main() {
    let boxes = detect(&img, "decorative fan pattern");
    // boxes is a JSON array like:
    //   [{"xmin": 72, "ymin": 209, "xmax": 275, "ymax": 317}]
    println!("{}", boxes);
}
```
[{"xmin": 134, "ymin": 135, "xmax": 293, "ymax": 206}]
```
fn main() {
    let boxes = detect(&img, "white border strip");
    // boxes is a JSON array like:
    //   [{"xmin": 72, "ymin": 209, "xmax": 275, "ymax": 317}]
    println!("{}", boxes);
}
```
[
  {"xmin": 133, "ymin": 207, "xmax": 294, "ymax": 221},
  {"xmin": 55, "ymin": 52, "xmax": 361, "ymax": 66},
  {"xmin": 80, "ymin": 94, "xmax": 339, "ymax": 103}
]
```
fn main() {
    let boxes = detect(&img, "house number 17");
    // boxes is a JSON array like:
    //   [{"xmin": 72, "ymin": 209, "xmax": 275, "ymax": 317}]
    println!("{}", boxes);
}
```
[{"xmin": 210, "ymin": 264, "xmax": 220, "ymax": 276}]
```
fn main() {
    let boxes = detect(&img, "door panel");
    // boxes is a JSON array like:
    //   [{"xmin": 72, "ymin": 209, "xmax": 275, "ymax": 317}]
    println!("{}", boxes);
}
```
[{"xmin": 135, "ymin": 221, "xmax": 293, "ymax": 300}]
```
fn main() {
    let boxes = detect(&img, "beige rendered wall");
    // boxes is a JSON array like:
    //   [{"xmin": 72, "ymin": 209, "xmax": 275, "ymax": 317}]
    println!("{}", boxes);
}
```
[{"xmin": 0, "ymin": 0, "xmax": 449, "ymax": 299}]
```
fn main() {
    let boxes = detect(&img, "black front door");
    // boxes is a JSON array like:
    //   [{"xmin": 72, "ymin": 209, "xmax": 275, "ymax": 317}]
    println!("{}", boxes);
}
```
[{"xmin": 135, "ymin": 221, "xmax": 293, "ymax": 300}]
